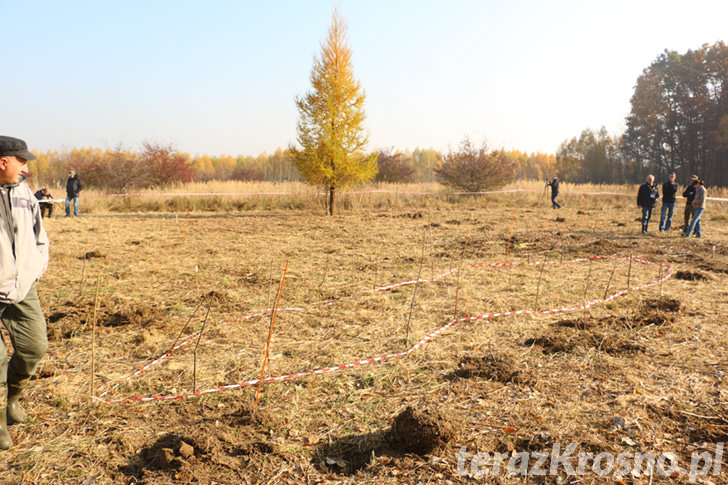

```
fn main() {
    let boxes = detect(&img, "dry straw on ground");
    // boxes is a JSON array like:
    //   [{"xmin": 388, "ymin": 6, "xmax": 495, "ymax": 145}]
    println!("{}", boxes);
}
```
[{"xmin": 1, "ymin": 185, "xmax": 727, "ymax": 483}]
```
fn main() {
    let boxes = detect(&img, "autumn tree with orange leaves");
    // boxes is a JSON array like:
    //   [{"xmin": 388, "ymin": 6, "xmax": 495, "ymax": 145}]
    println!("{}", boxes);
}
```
[{"xmin": 289, "ymin": 9, "xmax": 377, "ymax": 215}]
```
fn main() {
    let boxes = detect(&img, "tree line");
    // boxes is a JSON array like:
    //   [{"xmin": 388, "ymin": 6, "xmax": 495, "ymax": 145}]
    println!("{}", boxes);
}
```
[
  {"xmin": 559, "ymin": 42, "xmax": 728, "ymax": 186},
  {"xmin": 27, "ymin": 142, "xmax": 558, "ymax": 192}
]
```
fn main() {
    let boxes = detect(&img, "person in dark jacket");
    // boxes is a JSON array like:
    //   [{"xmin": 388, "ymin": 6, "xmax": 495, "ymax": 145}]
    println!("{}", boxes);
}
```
[
  {"xmin": 0, "ymin": 136, "xmax": 50, "ymax": 450},
  {"xmin": 637, "ymin": 174, "xmax": 659, "ymax": 234},
  {"xmin": 658, "ymin": 172, "xmax": 678, "ymax": 232},
  {"xmin": 682, "ymin": 174, "xmax": 699, "ymax": 233},
  {"xmin": 65, "ymin": 170, "xmax": 83, "ymax": 217},
  {"xmin": 33, "ymin": 187, "xmax": 54, "ymax": 218},
  {"xmin": 546, "ymin": 176, "xmax": 561, "ymax": 209}
]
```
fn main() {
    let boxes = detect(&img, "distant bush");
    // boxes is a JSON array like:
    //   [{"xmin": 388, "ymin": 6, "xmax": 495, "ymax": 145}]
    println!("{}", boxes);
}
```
[
  {"xmin": 436, "ymin": 138, "xmax": 514, "ymax": 192},
  {"xmin": 375, "ymin": 150, "xmax": 414, "ymax": 183},
  {"xmin": 231, "ymin": 166, "xmax": 266, "ymax": 181}
]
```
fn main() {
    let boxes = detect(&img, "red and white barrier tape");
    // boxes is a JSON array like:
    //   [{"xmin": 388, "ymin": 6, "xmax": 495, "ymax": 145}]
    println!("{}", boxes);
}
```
[{"xmin": 96, "ymin": 255, "xmax": 672, "ymax": 403}]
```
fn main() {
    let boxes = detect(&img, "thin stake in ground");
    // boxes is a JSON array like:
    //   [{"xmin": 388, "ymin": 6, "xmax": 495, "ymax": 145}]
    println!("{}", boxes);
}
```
[
  {"xmin": 256, "ymin": 260, "xmax": 289, "ymax": 406},
  {"xmin": 453, "ymin": 238, "xmax": 469, "ymax": 320},
  {"xmin": 168, "ymin": 298, "xmax": 206, "ymax": 355},
  {"xmin": 266, "ymin": 258, "xmax": 274, "ymax": 309},
  {"xmin": 405, "ymin": 229, "xmax": 427, "ymax": 346},
  {"xmin": 583, "ymin": 257, "xmax": 593, "ymax": 305},
  {"xmin": 192, "ymin": 299, "xmax": 213, "ymax": 394},
  {"xmin": 627, "ymin": 251, "xmax": 633, "ymax": 288},
  {"xmin": 318, "ymin": 253, "xmax": 330, "ymax": 293},
  {"xmin": 79, "ymin": 254, "xmax": 87, "ymax": 297},
  {"xmin": 603, "ymin": 257, "xmax": 619, "ymax": 299},
  {"xmin": 505, "ymin": 215, "xmax": 515, "ymax": 264},
  {"xmin": 183, "ymin": 201, "xmax": 192, "ymax": 244},
  {"xmin": 535, "ymin": 260, "xmax": 546, "ymax": 308},
  {"xmin": 90, "ymin": 273, "xmax": 101, "ymax": 398},
  {"xmin": 658, "ymin": 263, "xmax": 663, "ymax": 298}
]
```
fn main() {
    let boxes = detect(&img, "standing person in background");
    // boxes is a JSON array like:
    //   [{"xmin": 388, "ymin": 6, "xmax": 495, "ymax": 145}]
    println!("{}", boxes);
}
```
[
  {"xmin": 65, "ymin": 170, "xmax": 82, "ymax": 217},
  {"xmin": 658, "ymin": 172, "xmax": 678, "ymax": 232},
  {"xmin": 546, "ymin": 176, "xmax": 561, "ymax": 209},
  {"xmin": 33, "ymin": 187, "xmax": 54, "ymax": 218},
  {"xmin": 0, "ymin": 136, "xmax": 50, "ymax": 450},
  {"xmin": 682, "ymin": 174, "xmax": 699, "ymax": 233},
  {"xmin": 637, "ymin": 174, "xmax": 659, "ymax": 234},
  {"xmin": 683, "ymin": 179, "xmax": 707, "ymax": 238}
]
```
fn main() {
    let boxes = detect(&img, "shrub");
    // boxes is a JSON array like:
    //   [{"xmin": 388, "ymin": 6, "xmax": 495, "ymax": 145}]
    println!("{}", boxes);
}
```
[
  {"xmin": 375, "ymin": 150, "xmax": 414, "ymax": 183},
  {"xmin": 435, "ymin": 138, "xmax": 514, "ymax": 192}
]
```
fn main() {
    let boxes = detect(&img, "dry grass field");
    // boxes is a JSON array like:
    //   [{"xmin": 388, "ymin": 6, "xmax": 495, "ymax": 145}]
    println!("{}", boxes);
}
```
[{"xmin": 1, "ymin": 185, "xmax": 727, "ymax": 484}]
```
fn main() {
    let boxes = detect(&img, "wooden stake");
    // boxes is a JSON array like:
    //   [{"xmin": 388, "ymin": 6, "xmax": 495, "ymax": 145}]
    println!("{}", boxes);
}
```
[
  {"xmin": 183, "ymin": 201, "xmax": 192, "ymax": 244},
  {"xmin": 603, "ymin": 257, "xmax": 619, "ymax": 300},
  {"xmin": 583, "ymin": 257, "xmax": 593, "ymax": 305},
  {"xmin": 317, "ymin": 254, "xmax": 330, "ymax": 293},
  {"xmin": 505, "ymin": 215, "xmax": 515, "ymax": 264},
  {"xmin": 405, "ymin": 230, "xmax": 427, "ymax": 346},
  {"xmin": 90, "ymin": 273, "xmax": 101, "ymax": 398},
  {"xmin": 658, "ymin": 263, "xmax": 663, "ymax": 298},
  {"xmin": 192, "ymin": 299, "xmax": 212, "ymax": 394},
  {"xmin": 453, "ymin": 238, "xmax": 469, "ymax": 319},
  {"xmin": 373, "ymin": 259, "xmax": 378, "ymax": 291},
  {"xmin": 535, "ymin": 260, "xmax": 546, "ymax": 308},
  {"xmin": 392, "ymin": 193, "xmax": 398, "ymax": 239},
  {"xmin": 429, "ymin": 228, "xmax": 435, "ymax": 281},
  {"xmin": 627, "ymin": 252, "xmax": 633, "ymax": 289},
  {"xmin": 79, "ymin": 254, "xmax": 87, "ymax": 296},
  {"xmin": 266, "ymin": 258, "xmax": 274, "ymax": 309},
  {"xmin": 168, "ymin": 298, "xmax": 206, "ymax": 355},
  {"xmin": 255, "ymin": 260, "xmax": 289, "ymax": 406}
]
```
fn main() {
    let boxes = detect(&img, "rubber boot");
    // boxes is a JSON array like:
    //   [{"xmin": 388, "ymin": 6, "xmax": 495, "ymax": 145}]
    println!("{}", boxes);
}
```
[
  {"xmin": 0, "ymin": 385, "xmax": 12, "ymax": 450},
  {"xmin": 6, "ymin": 379, "xmax": 28, "ymax": 426}
]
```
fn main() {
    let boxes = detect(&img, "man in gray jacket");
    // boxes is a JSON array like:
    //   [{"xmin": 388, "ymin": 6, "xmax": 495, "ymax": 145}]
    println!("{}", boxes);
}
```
[{"xmin": 0, "ymin": 136, "xmax": 49, "ymax": 450}]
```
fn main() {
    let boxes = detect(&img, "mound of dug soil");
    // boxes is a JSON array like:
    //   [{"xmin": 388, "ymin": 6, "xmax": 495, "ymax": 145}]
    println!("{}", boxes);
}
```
[
  {"xmin": 582, "ymin": 239, "xmax": 622, "ymax": 254},
  {"xmin": 387, "ymin": 406, "xmax": 454, "ymax": 455},
  {"xmin": 641, "ymin": 297, "xmax": 683, "ymax": 313},
  {"xmin": 451, "ymin": 353, "xmax": 528, "ymax": 384},
  {"xmin": 47, "ymin": 301, "xmax": 168, "ymax": 341},
  {"xmin": 589, "ymin": 333, "xmax": 646, "ymax": 355},
  {"xmin": 118, "ymin": 401, "xmax": 276, "ymax": 483},
  {"xmin": 674, "ymin": 270, "xmax": 709, "ymax": 281},
  {"xmin": 523, "ymin": 334, "xmax": 576, "ymax": 354}
]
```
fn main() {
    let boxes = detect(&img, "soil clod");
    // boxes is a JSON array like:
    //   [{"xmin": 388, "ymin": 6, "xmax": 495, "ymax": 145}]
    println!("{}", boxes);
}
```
[
  {"xmin": 387, "ymin": 406, "xmax": 454, "ymax": 455},
  {"xmin": 674, "ymin": 270, "xmax": 709, "ymax": 281}
]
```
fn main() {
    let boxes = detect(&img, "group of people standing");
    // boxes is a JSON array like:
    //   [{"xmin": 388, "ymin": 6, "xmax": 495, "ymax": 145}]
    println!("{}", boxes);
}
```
[
  {"xmin": 547, "ymin": 174, "xmax": 708, "ymax": 238},
  {"xmin": 638, "ymin": 173, "xmax": 707, "ymax": 237}
]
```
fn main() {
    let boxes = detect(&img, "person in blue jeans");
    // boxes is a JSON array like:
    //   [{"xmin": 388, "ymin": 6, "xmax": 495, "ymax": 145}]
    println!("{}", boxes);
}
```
[
  {"xmin": 637, "ymin": 174, "xmax": 659, "ymax": 234},
  {"xmin": 683, "ymin": 179, "xmax": 706, "ymax": 237},
  {"xmin": 65, "ymin": 170, "xmax": 83, "ymax": 217},
  {"xmin": 659, "ymin": 172, "xmax": 677, "ymax": 232},
  {"xmin": 546, "ymin": 176, "xmax": 561, "ymax": 209}
]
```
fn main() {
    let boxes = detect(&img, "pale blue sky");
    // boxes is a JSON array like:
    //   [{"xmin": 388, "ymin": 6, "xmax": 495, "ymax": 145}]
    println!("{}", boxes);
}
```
[{"xmin": 1, "ymin": 0, "xmax": 726, "ymax": 156}]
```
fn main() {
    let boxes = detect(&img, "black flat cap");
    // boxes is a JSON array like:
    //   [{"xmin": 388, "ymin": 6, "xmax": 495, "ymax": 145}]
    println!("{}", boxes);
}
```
[{"xmin": 0, "ymin": 136, "xmax": 37, "ymax": 161}]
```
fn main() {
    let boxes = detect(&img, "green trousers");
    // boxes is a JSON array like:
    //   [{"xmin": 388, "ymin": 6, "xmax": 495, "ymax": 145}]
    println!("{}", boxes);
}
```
[
  {"xmin": 684, "ymin": 203, "xmax": 694, "ymax": 229},
  {"xmin": 0, "ymin": 284, "xmax": 48, "ymax": 385}
]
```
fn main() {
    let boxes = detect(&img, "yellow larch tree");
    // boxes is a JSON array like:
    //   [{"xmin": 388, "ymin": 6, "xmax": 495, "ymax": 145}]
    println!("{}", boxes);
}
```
[{"xmin": 289, "ymin": 8, "xmax": 377, "ymax": 215}]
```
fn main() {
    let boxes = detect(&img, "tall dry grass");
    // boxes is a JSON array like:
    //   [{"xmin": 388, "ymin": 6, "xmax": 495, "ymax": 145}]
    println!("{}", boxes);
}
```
[{"xmin": 34, "ymin": 179, "xmax": 728, "ymax": 216}]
